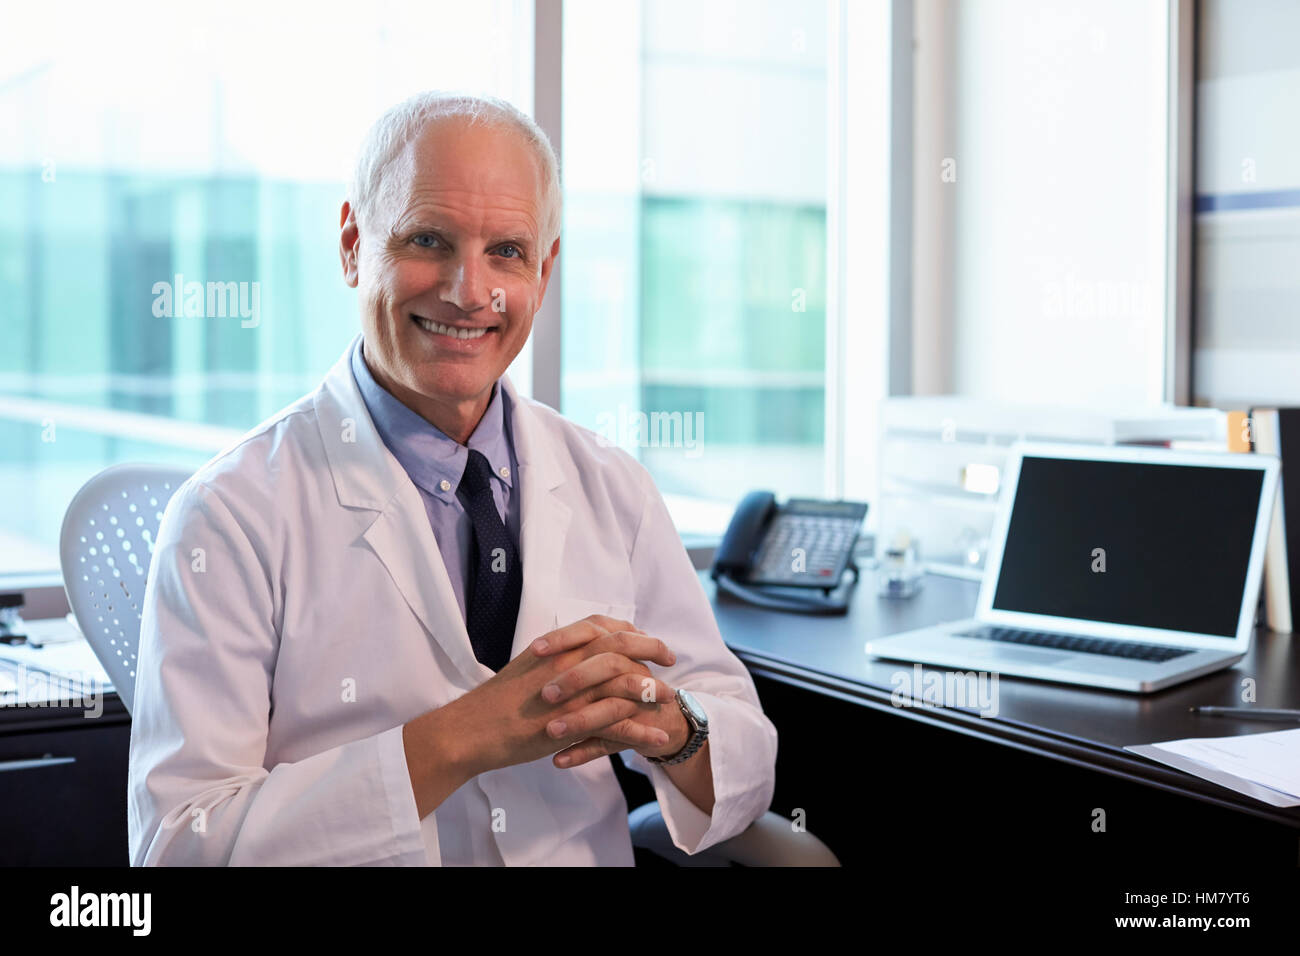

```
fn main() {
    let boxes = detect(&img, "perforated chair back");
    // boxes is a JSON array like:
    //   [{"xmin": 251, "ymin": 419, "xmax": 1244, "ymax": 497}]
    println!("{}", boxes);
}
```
[{"xmin": 59, "ymin": 463, "xmax": 192, "ymax": 716}]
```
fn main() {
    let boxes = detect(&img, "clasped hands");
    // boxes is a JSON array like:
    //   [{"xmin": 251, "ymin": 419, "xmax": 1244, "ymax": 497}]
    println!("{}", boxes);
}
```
[
  {"xmin": 452, "ymin": 614, "xmax": 690, "ymax": 777},
  {"xmin": 532, "ymin": 615, "xmax": 688, "ymax": 769}
]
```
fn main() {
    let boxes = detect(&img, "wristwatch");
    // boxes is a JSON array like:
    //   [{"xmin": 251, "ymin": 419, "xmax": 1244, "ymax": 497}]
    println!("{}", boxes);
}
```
[{"xmin": 647, "ymin": 689, "xmax": 709, "ymax": 766}]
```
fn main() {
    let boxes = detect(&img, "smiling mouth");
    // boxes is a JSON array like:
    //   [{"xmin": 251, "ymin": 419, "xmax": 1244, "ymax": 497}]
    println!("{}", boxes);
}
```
[{"xmin": 411, "ymin": 314, "xmax": 497, "ymax": 340}]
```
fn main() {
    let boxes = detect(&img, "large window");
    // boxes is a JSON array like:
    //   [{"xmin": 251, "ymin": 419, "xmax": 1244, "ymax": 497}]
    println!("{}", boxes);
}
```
[
  {"xmin": 0, "ymin": 1, "xmax": 534, "ymax": 575},
  {"xmin": 561, "ymin": 0, "xmax": 830, "ymax": 533}
]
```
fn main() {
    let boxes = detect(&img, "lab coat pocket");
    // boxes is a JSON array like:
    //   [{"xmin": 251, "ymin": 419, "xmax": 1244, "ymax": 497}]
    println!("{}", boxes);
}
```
[{"xmin": 553, "ymin": 597, "xmax": 638, "ymax": 630}]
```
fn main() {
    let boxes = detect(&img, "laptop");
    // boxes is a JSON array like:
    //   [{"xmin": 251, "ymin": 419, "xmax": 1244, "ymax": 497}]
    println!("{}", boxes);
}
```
[{"xmin": 865, "ymin": 441, "xmax": 1280, "ymax": 693}]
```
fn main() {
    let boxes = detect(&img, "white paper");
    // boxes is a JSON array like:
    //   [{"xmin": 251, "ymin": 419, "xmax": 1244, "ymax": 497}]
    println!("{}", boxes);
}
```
[
  {"xmin": 0, "ymin": 638, "xmax": 113, "ymax": 691},
  {"xmin": 1126, "ymin": 727, "xmax": 1300, "ymax": 808}
]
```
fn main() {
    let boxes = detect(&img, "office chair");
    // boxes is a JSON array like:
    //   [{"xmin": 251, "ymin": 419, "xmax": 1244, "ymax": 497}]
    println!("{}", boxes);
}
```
[
  {"xmin": 628, "ymin": 802, "xmax": 840, "ymax": 866},
  {"xmin": 59, "ymin": 463, "xmax": 192, "ymax": 717}
]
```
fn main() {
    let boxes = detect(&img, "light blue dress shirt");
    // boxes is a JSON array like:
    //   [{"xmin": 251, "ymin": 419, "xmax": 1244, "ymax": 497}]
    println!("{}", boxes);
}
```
[{"xmin": 350, "ymin": 336, "xmax": 521, "ymax": 624}]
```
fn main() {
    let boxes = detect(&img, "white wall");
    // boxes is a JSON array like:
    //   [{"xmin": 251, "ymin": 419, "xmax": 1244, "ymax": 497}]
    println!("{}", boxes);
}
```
[
  {"xmin": 914, "ymin": 0, "xmax": 1171, "ymax": 410},
  {"xmin": 1193, "ymin": 0, "xmax": 1300, "ymax": 408}
]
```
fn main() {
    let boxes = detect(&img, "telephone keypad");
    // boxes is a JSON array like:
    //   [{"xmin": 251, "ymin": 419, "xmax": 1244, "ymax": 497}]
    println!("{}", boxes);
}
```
[{"xmin": 746, "ymin": 510, "xmax": 864, "ymax": 588}]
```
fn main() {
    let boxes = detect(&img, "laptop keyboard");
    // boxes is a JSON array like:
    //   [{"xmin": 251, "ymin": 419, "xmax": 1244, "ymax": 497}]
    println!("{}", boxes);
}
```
[{"xmin": 954, "ymin": 626, "xmax": 1194, "ymax": 663}]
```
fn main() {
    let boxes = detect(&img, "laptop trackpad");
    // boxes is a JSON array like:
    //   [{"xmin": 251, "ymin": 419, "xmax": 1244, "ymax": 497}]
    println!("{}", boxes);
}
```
[{"xmin": 963, "ymin": 645, "xmax": 1074, "ymax": 665}]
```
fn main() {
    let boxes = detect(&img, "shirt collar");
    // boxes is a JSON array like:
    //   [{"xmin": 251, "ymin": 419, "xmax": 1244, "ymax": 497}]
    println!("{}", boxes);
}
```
[{"xmin": 350, "ymin": 336, "xmax": 514, "ymax": 503}]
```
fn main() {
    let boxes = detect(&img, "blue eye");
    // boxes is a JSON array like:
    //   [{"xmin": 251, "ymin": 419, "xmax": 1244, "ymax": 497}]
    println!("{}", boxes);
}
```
[
  {"xmin": 413, "ymin": 234, "xmax": 440, "ymax": 248},
  {"xmin": 497, "ymin": 244, "xmax": 521, "ymax": 259}
]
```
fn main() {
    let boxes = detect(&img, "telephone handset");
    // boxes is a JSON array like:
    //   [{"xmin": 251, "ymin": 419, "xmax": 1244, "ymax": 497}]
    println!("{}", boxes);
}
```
[{"xmin": 711, "ymin": 491, "xmax": 868, "ymax": 615}]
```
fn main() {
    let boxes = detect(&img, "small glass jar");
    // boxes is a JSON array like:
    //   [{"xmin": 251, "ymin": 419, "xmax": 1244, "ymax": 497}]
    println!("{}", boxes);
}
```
[{"xmin": 878, "ymin": 535, "xmax": 922, "ymax": 599}]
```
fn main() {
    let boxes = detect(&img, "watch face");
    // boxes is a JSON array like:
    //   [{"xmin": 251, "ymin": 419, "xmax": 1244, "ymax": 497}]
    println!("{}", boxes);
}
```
[{"xmin": 678, "ymin": 689, "xmax": 708, "ymax": 729}]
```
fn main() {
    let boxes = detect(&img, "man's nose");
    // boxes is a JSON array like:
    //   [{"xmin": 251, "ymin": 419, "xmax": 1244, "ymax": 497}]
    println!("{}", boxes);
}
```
[{"xmin": 441, "ymin": 254, "xmax": 491, "ymax": 313}]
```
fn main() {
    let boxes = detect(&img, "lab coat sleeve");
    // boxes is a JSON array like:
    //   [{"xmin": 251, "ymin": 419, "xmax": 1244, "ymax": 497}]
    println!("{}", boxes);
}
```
[
  {"xmin": 128, "ymin": 478, "xmax": 431, "ymax": 866},
  {"xmin": 616, "ymin": 466, "xmax": 778, "ymax": 855}
]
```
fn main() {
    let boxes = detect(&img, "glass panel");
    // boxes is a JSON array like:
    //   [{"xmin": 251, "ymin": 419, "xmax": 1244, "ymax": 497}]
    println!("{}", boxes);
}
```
[
  {"xmin": 562, "ymin": 0, "xmax": 829, "ymax": 533},
  {"xmin": 0, "ymin": 1, "xmax": 534, "ymax": 574}
]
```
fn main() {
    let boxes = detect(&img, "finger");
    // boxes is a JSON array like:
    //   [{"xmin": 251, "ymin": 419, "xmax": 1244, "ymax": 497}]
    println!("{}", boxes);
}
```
[
  {"xmin": 585, "ymin": 614, "xmax": 644, "ymax": 635},
  {"xmin": 596, "ymin": 716, "xmax": 672, "ymax": 753},
  {"xmin": 546, "ymin": 695, "xmax": 640, "ymax": 740},
  {"xmin": 540, "ymin": 632, "xmax": 675, "ymax": 701},
  {"xmin": 554, "ymin": 719, "xmax": 671, "ymax": 768},
  {"xmin": 547, "ymin": 701, "xmax": 672, "ymax": 754},
  {"xmin": 541, "ymin": 651, "xmax": 646, "ymax": 704},
  {"xmin": 588, "ymin": 672, "xmax": 675, "ymax": 708},
  {"xmin": 588, "ymin": 630, "xmax": 675, "ymax": 669},
  {"xmin": 543, "ymin": 657, "xmax": 673, "ymax": 707},
  {"xmin": 553, "ymin": 737, "xmax": 617, "ymax": 769},
  {"xmin": 529, "ymin": 614, "xmax": 642, "ymax": 656}
]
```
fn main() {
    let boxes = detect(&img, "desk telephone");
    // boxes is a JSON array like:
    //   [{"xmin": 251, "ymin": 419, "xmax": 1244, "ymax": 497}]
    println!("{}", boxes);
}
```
[{"xmin": 711, "ymin": 491, "xmax": 868, "ymax": 615}]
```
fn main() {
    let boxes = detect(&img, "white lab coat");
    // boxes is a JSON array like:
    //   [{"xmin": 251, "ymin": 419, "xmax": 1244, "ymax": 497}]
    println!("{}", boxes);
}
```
[{"xmin": 128, "ymin": 339, "xmax": 777, "ymax": 866}]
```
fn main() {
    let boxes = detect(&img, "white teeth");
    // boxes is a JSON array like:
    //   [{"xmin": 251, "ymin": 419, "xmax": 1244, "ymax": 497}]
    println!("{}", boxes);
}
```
[{"xmin": 415, "ymin": 317, "xmax": 489, "ymax": 340}]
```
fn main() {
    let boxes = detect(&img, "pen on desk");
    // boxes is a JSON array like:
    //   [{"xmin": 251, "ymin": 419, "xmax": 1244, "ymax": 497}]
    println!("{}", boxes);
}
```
[{"xmin": 1189, "ymin": 706, "xmax": 1300, "ymax": 722}]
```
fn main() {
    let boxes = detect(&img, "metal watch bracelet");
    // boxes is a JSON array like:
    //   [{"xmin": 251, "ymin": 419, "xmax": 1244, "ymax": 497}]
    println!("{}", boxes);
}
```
[{"xmin": 647, "ymin": 689, "xmax": 709, "ymax": 766}]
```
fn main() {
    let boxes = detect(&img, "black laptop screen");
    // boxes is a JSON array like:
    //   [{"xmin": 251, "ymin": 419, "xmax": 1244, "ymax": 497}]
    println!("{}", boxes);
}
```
[{"xmin": 990, "ymin": 456, "xmax": 1265, "ymax": 638}]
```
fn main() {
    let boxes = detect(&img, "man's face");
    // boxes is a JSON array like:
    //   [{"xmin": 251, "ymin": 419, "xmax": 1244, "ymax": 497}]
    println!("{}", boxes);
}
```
[{"xmin": 340, "ymin": 117, "xmax": 558, "ymax": 429}]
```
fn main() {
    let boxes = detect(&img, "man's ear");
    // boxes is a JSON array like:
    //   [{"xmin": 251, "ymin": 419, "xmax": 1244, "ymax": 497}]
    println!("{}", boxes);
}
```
[
  {"xmin": 339, "ymin": 201, "xmax": 360, "ymax": 288},
  {"xmin": 536, "ymin": 235, "xmax": 561, "ymax": 307}
]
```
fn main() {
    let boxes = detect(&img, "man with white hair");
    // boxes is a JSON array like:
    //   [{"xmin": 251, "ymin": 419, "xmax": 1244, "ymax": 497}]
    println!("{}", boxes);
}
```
[{"xmin": 128, "ymin": 91, "xmax": 777, "ymax": 866}]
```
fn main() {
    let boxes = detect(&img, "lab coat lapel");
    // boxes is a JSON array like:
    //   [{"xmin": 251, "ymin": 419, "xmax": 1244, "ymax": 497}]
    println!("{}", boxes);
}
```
[
  {"xmin": 502, "ymin": 375, "xmax": 572, "ymax": 659},
  {"xmin": 314, "ymin": 339, "xmax": 485, "ymax": 686},
  {"xmin": 361, "ymin": 491, "xmax": 486, "ymax": 685}
]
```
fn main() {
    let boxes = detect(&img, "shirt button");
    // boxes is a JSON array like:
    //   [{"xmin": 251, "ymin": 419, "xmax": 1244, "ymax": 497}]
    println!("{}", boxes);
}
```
[
  {"xmin": 499, "ymin": 466, "xmax": 510, "ymax": 479},
  {"xmin": 439, "ymin": 479, "xmax": 451, "ymax": 492}
]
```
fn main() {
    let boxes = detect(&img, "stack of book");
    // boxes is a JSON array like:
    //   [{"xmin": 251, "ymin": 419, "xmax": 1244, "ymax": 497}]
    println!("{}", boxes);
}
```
[{"xmin": 1245, "ymin": 408, "xmax": 1300, "ymax": 634}]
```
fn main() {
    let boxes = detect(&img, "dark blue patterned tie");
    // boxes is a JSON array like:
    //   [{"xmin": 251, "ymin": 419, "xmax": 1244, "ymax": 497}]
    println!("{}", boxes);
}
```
[{"xmin": 458, "ymin": 448, "xmax": 522, "ymax": 671}]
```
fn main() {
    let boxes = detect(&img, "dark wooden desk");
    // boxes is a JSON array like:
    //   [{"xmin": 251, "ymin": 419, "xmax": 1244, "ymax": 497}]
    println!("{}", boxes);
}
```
[
  {"xmin": 10, "ymin": 577, "xmax": 1298, "ymax": 868},
  {"xmin": 0, "ymin": 690, "xmax": 130, "ymax": 865},
  {"xmin": 699, "ymin": 568, "xmax": 1300, "ymax": 867}
]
